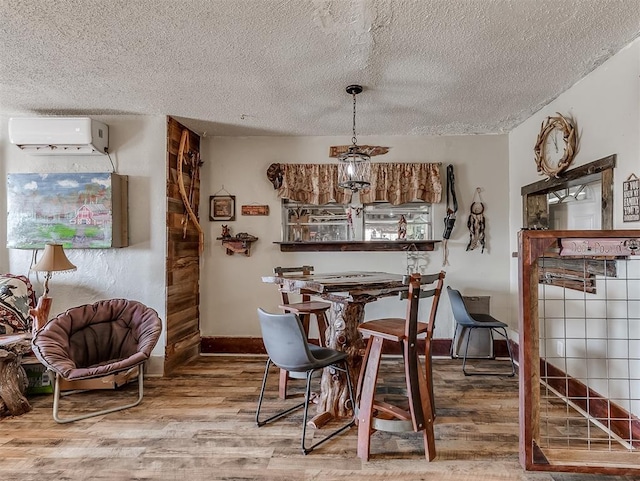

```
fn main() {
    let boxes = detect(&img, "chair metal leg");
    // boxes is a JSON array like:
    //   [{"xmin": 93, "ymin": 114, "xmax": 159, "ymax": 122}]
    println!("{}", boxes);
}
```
[
  {"xmin": 256, "ymin": 359, "xmax": 305, "ymax": 426},
  {"xmin": 52, "ymin": 365, "xmax": 145, "ymax": 424},
  {"xmin": 499, "ymin": 327, "xmax": 517, "ymax": 377},
  {"xmin": 450, "ymin": 324, "xmax": 459, "ymax": 359},
  {"xmin": 301, "ymin": 359, "xmax": 355, "ymax": 455},
  {"xmin": 461, "ymin": 326, "xmax": 474, "ymax": 376},
  {"xmin": 462, "ymin": 327, "xmax": 515, "ymax": 377},
  {"xmin": 256, "ymin": 357, "xmax": 354, "ymax": 454}
]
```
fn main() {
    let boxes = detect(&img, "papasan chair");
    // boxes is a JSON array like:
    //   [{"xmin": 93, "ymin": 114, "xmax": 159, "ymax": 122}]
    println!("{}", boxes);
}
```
[{"xmin": 31, "ymin": 299, "xmax": 162, "ymax": 423}]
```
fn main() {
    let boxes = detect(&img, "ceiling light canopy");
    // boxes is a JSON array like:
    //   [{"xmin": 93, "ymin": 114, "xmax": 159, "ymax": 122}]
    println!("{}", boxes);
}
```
[{"xmin": 338, "ymin": 85, "xmax": 371, "ymax": 192}]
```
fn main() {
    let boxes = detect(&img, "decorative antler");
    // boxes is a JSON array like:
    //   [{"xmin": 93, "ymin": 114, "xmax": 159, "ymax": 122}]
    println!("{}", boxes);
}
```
[{"xmin": 177, "ymin": 129, "xmax": 204, "ymax": 253}]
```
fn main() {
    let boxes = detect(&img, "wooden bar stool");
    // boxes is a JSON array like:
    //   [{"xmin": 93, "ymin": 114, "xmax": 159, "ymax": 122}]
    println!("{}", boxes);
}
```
[
  {"xmin": 274, "ymin": 265, "xmax": 330, "ymax": 399},
  {"xmin": 356, "ymin": 271, "xmax": 445, "ymax": 461}
]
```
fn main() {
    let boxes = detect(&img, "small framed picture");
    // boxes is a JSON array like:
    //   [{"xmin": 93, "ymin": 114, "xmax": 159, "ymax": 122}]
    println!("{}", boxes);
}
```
[{"xmin": 209, "ymin": 195, "xmax": 236, "ymax": 221}]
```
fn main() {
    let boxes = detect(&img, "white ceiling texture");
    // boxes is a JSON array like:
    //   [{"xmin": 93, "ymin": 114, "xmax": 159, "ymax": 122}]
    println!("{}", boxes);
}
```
[{"xmin": 1, "ymin": 0, "xmax": 640, "ymax": 137}]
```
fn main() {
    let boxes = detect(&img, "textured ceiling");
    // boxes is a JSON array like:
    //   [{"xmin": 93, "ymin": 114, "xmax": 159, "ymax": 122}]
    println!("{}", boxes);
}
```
[{"xmin": 1, "ymin": 0, "xmax": 640, "ymax": 137}]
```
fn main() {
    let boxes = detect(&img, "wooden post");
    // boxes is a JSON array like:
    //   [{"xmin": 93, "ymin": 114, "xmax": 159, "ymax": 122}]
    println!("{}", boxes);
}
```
[
  {"xmin": 317, "ymin": 300, "xmax": 365, "ymax": 417},
  {"xmin": 29, "ymin": 295, "xmax": 53, "ymax": 332}
]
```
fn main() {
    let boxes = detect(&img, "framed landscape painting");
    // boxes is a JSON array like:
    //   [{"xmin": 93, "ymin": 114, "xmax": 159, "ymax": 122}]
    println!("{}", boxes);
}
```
[{"xmin": 6, "ymin": 172, "xmax": 128, "ymax": 249}]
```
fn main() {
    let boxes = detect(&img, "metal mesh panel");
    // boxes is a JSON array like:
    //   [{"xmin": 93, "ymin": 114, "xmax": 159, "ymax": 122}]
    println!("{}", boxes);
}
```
[{"xmin": 536, "ymin": 254, "xmax": 640, "ymax": 466}]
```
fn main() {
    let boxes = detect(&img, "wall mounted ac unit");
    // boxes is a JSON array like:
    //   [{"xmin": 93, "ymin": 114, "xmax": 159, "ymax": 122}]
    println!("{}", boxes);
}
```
[{"xmin": 8, "ymin": 117, "xmax": 109, "ymax": 155}]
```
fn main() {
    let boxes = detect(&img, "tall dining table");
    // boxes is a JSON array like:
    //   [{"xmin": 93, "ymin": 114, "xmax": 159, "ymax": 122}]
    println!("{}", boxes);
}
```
[{"xmin": 261, "ymin": 271, "xmax": 410, "ymax": 420}]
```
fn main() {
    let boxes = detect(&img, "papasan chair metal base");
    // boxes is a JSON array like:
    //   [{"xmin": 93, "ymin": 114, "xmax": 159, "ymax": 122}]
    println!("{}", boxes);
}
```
[
  {"xmin": 52, "ymin": 365, "xmax": 145, "ymax": 424},
  {"xmin": 32, "ymin": 299, "xmax": 162, "ymax": 424}
]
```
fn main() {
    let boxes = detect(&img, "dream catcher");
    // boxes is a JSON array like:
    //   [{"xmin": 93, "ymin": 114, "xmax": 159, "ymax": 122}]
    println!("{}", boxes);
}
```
[{"xmin": 466, "ymin": 188, "xmax": 486, "ymax": 253}]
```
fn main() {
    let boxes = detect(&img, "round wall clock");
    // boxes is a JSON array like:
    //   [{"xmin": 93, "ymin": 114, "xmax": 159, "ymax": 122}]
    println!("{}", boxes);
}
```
[{"xmin": 533, "ymin": 113, "xmax": 578, "ymax": 178}]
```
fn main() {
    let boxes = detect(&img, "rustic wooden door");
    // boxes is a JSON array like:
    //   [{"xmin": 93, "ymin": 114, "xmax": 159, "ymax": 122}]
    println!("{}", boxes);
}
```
[{"xmin": 165, "ymin": 117, "xmax": 202, "ymax": 374}]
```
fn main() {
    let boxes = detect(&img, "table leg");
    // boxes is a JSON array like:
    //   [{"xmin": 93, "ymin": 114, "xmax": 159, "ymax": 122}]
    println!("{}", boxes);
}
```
[{"xmin": 316, "ymin": 300, "xmax": 366, "ymax": 418}]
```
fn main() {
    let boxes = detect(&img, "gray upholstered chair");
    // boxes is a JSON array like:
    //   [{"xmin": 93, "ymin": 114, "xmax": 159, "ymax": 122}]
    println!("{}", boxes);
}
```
[
  {"xmin": 274, "ymin": 265, "xmax": 330, "ymax": 399},
  {"xmin": 255, "ymin": 308, "xmax": 354, "ymax": 455},
  {"xmin": 31, "ymin": 299, "xmax": 162, "ymax": 423},
  {"xmin": 447, "ymin": 287, "xmax": 515, "ymax": 376}
]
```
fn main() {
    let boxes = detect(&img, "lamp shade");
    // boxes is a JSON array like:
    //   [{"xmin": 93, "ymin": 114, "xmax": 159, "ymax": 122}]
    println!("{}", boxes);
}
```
[{"xmin": 31, "ymin": 244, "xmax": 76, "ymax": 273}]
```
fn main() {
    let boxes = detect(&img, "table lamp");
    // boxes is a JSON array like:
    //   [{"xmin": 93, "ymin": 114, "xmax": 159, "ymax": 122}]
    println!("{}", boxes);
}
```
[{"xmin": 29, "ymin": 243, "xmax": 76, "ymax": 332}]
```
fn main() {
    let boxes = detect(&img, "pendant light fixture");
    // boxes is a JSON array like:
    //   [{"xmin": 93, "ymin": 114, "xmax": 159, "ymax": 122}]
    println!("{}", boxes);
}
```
[{"xmin": 338, "ymin": 85, "xmax": 371, "ymax": 192}]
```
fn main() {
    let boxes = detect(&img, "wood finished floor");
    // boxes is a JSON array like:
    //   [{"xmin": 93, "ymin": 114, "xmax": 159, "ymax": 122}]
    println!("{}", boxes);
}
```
[{"xmin": 0, "ymin": 356, "xmax": 637, "ymax": 481}]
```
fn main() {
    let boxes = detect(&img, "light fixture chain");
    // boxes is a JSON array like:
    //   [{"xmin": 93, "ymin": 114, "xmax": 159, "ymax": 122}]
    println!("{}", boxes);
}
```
[
  {"xmin": 352, "ymin": 92, "xmax": 357, "ymax": 145},
  {"xmin": 338, "ymin": 84, "xmax": 371, "ymax": 193}
]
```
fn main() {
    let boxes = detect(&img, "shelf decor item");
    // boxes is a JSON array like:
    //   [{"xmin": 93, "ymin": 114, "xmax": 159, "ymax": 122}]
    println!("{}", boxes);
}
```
[
  {"xmin": 397, "ymin": 215, "xmax": 407, "ymax": 239},
  {"xmin": 216, "ymin": 226, "xmax": 258, "ymax": 256}
]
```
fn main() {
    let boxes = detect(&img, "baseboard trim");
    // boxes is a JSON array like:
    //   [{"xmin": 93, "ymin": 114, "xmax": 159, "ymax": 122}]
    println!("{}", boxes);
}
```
[
  {"xmin": 541, "ymin": 358, "xmax": 640, "ymax": 448},
  {"xmin": 201, "ymin": 337, "xmax": 267, "ymax": 354},
  {"xmin": 201, "ymin": 336, "xmax": 510, "ymax": 359},
  {"xmin": 145, "ymin": 355, "xmax": 165, "ymax": 376}
]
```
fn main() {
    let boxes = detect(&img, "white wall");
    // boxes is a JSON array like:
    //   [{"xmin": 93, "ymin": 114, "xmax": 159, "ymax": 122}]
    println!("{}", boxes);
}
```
[
  {"xmin": 508, "ymin": 38, "xmax": 640, "ymax": 414},
  {"xmin": 199, "ymin": 134, "xmax": 510, "ymax": 341},
  {"xmin": 509, "ymin": 36, "xmax": 640, "ymax": 321},
  {"xmin": 509, "ymin": 37, "xmax": 640, "ymax": 255},
  {"xmin": 0, "ymin": 115, "xmax": 167, "ymax": 369}
]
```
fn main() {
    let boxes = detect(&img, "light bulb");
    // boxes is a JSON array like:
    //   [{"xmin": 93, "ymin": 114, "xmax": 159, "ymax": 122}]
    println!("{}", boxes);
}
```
[{"xmin": 347, "ymin": 164, "xmax": 354, "ymax": 176}]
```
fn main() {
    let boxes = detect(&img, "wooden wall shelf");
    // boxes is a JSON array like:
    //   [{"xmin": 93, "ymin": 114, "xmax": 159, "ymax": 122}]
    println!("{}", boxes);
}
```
[
  {"xmin": 275, "ymin": 240, "xmax": 440, "ymax": 252},
  {"xmin": 217, "ymin": 235, "xmax": 258, "ymax": 256}
]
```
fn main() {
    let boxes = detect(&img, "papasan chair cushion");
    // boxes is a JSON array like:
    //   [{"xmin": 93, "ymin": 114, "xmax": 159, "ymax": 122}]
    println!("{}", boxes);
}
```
[{"xmin": 32, "ymin": 298, "xmax": 162, "ymax": 381}]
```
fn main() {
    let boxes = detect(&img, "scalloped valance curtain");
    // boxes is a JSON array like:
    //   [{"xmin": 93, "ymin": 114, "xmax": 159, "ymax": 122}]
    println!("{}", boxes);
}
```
[{"xmin": 276, "ymin": 163, "xmax": 442, "ymax": 205}]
